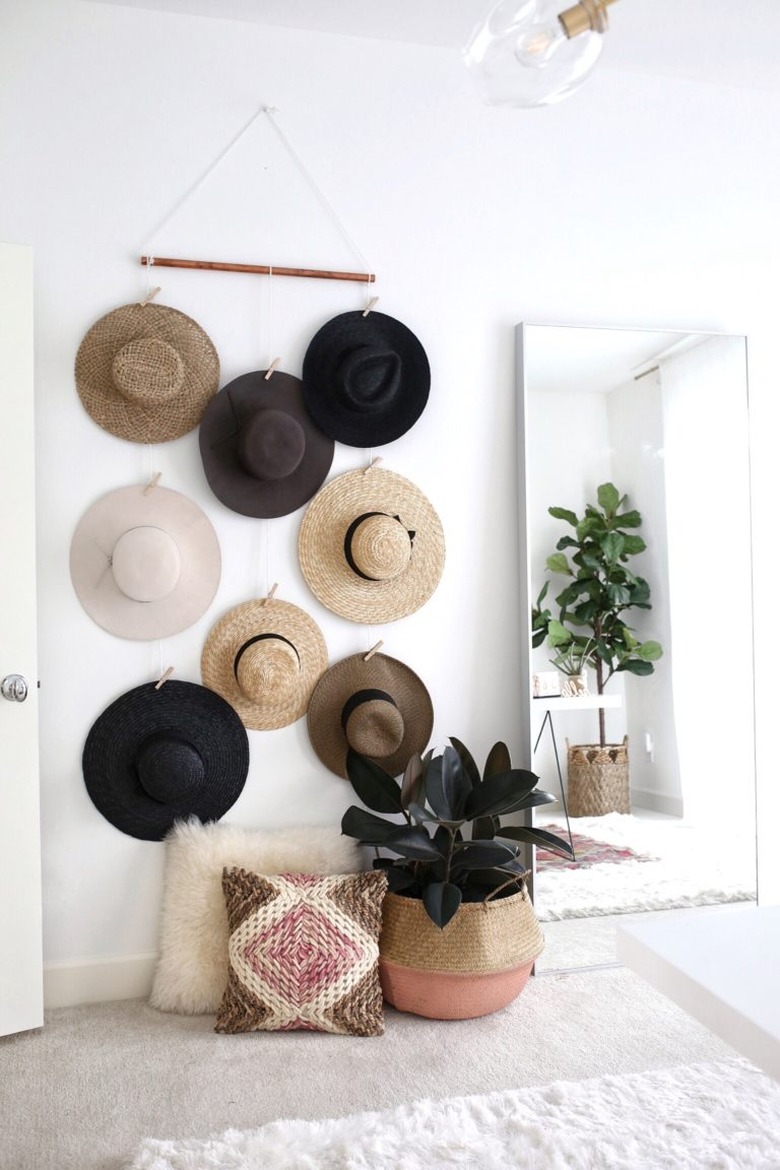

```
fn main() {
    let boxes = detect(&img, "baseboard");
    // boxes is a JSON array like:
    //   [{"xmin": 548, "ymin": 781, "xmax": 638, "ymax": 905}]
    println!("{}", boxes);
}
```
[
  {"xmin": 630, "ymin": 788, "xmax": 684, "ymax": 818},
  {"xmin": 43, "ymin": 952, "xmax": 157, "ymax": 1009}
]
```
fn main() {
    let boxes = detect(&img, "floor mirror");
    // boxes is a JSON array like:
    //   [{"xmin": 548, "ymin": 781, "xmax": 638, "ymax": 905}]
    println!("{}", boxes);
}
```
[{"xmin": 516, "ymin": 323, "xmax": 758, "ymax": 973}]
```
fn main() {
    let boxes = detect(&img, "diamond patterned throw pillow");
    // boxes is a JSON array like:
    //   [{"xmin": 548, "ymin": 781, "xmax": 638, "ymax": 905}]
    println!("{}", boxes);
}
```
[{"xmin": 215, "ymin": 867, "xmax": 388, "ymax": 1036}]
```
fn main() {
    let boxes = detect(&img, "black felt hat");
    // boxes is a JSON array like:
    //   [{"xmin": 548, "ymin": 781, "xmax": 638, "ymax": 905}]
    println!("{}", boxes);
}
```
[
  {"xmin": 199, "ymin": 370, "xmax": 334, "ymax": 518},
  {"xmin": 82, "ymin": 680, "xmax": 250, "ymax": 841},
  {"xmin": 301, "ymin": 311, "xmax": 430, "ymax": 447}
]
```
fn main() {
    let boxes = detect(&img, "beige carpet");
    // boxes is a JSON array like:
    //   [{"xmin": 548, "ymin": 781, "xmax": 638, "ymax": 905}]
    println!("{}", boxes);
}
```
[{"xmin": 0, "ymin": 966, "xmax": 740, "ymax": 1170}]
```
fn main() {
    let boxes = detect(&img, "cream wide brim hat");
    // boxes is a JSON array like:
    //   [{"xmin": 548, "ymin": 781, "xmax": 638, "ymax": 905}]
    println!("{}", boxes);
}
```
[
  {"xmin": 69, "ymin": 483, "xmax": 221, "ymax": 640},
  {"xmin": 201, "ymin": 597, "xmax": 328, "ymax": 730},
  {"xmin": 307, "ymin": 651, "xmax": 434, "ymax": 780},
  {"xmin": 75, "ymin": 302, "xmax": 220, "ymax": 444},
  {"xmin": 297, "ymin": 467, "xmax": 445, "ymax": 624}
]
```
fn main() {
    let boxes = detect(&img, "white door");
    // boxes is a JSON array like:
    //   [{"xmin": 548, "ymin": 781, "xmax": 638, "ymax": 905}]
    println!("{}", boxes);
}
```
[{"xmin": 0, "ymin": 241, "xmax": 43, "ymax": 1036}]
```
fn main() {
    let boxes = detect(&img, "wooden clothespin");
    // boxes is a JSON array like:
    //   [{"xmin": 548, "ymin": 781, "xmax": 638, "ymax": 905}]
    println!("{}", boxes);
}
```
[
  {"xmin": 139, "ymin": 285, "xmax": 161, "ymax": 307},
  {"xmin": 362, "ymin": 296, "xmax": 379, "ymax": 318},
  {"xmin": 261, "ymin": 583, "xmax": 279, "ymax": 605},
  {"xmin": 264, "ymin": 358, "xmax": 282, "ymax": 381},
  {"xmin": 155, "ymin": 666, "xmax": 174, "ymax": 690},
  {"xmin": 364, "ymin": 456, "xmax": 383, "ymax": 474},
  {"xmin": 143, "ymin": 472, "xmax": 162, "ymax": 495},
  {"xmin": 363, "ymin": 640, "xmax": 384, "ymax": 661}
]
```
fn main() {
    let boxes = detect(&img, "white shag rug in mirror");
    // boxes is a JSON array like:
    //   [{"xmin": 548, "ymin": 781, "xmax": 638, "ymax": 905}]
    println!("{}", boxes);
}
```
[
  {"xmin": 534, "ymin": 813, "xmax": 757, "ymax": 921},
  {"xmin": 130, "ymin": 1057, "xmax": 780, "ymax": 1169}
]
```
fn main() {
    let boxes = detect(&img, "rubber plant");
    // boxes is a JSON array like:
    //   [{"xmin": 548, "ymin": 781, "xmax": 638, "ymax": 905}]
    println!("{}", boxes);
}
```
[
  {"xmin": 341, "ymin": 739, "xmax": 573, "ymax": 928},
  {"xmin": 535, "ymin": 481, "xmax": 663, "ymax": 746}
]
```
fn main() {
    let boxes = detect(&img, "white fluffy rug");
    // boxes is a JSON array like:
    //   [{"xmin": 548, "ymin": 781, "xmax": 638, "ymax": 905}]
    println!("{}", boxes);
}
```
[
  {"xmin": 535, "ymin": 813, "xmax": 757, "ymax": 921},
  {"xmin": 129, "ymin": 1057, "xmax": 780, "ymax": 1169}
]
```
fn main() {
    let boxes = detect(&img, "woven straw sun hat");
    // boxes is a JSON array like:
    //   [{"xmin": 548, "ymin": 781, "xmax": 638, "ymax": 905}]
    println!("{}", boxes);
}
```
[
  {"xmin": 302, "ymin": 310, "xmax": 430, "ymax": 447},
  {"xmin": 69, "ymin": 483, "xmax": 221, "ymax": 640},
  {"xmin": 298, "ymin": 466, "xmax": 445, "ymax": 624},
  {"xmin": 307, "ymin": 651, "xmax": 433, "ymax": 780},
  {"xmin": 198, "ymin": 370, "xmax": 334, "ymax": 518},
  {"xmin": 75, "ymin": 302, "xmax": 220, "ymax": 443},
  {"xmin": 201, "ymin": 597, "xmax": 328, "ymax": 730},
  {"xmin": 82, "ymin": 679, "xmax": 249, "ymax": 841}
]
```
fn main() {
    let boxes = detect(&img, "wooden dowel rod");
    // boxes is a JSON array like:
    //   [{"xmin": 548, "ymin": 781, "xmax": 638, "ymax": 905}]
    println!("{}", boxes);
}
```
[{"xmin": 140, "ymin": 255, "xmax": 375, "ymax": 284}]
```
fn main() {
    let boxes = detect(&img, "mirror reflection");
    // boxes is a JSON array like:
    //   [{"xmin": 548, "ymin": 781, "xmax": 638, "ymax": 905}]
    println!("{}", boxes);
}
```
[{"xmin": 517, "ymin": 324, "xmax": 757, "ymax": 972}]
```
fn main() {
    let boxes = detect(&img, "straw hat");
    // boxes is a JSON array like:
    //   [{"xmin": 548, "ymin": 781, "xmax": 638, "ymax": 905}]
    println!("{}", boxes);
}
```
[
  {"xmin": 301, "ymin": 310, "xmax": 430, "ymax": 447},
  {"xmin": 298, "ymin": 466, "xmax": 445, "ymax": 624},
  {"xmin": 307, "ymin": 652, "xmax": 433, "ymax": 779},
  {"xmin": 201, "ymin": 597, "xmax": 328, "ymax": 730},
  {"xmin": 198, "ymin": 370, "xmax": 334, "ymax": 518},
  {"xmin": 75, "ymin": 302, "xmax": 220, "ymax": 443},
  {"xmin": 82, "ymin": 679, "xmax": 249, "ymax": 841},
  {"xmin": 69, "ymin": 483, "xmax": 221, "ymax": 640}
]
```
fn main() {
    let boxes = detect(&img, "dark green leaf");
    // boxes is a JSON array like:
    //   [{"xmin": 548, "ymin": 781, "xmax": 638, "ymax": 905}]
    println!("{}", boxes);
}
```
[
  {"xmin": 386, "ymin": 824, "xmax": 443, "ymax": 860},
  {"xmin": 548, "ymin": 506, "xmax": 578, "ymax": 526},
  {"xmin": 597, "ymin": 482, "xmax": 620, "ymax": 515},
  {"xmin": 423, "ymin": 882, "xmax": 462, "ymax": 929},
  {"xmin": 400, "ymin": 753, "xmax": 425, "ymax": 811},
  {"xmin": 449, "ymin": 737, "xmax": 481, "ymax": 789},
  {"xmin": 373, "ymin": 861, "xmax": 417, "ymax": 892},
  {"xmin": 341, "ymin": 805, "xmax": 399, "ymax": 845},
  {"xmin": 615, "ymin": 508, "xmax": 642, "ymax": 529},
  {"xmin": 484, "ymin": 741, "xmax": 511, "ymax": 780},
  {"xmin": 425, "ymin": 747, "xmax": 471, "ymax": 821},
  {"xmin": 471, "ymin": 815, "xmax": 496, "ymax": 841},
  {"xmin": 618, "ymin": 659, "xmax": 655, "ymax": 676},
  {"xmin": 465, "ymin": 768, "xmax": 539, "ymax": 819},
  {"xmin": 345, "ymin": 749, "xmax": 404, "ymax": 814},
  {"xmin": 496, "ymin": 825, "xmax": 575, "ymax": 858},
  {"xmin": 450, "ymin": 840, "xmax": 519, "ymax": 871}
]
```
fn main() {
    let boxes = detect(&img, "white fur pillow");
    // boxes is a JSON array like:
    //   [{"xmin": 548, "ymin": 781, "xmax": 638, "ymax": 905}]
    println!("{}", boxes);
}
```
[{"xmin": 149, "ymin": 819, "xmax": 363, "ymax": 1015}]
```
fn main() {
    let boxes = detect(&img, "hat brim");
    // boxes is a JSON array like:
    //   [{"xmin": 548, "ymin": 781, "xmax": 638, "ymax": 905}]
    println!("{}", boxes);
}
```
[
  {"xmin": 82, "ymin": 680, "xmax": 249, "ymax": 841},
  {"xmin": 70, "ymin": 484, "xmax": 221, "ymax": 640},
  {"xmin": 199, "ymin": 371, "xmax": 334, "ymax": 519},
  {"xmin": 307, "ymin": 652, "xmax": 433, "ymax": 779},
  {"xmin": 298, "ymin": 467, "xmax": 445, "ymax": 624},
  {"xmin": 201, "ymin": 598, "xmax": 328, "ymax": 730},
  {"xmin": 302, "ymin": 311, "xmax": 430, "ymax": 447},
  {"xmin": 75, "ymin": 303, "xmax": 220, "ymax": 444}
]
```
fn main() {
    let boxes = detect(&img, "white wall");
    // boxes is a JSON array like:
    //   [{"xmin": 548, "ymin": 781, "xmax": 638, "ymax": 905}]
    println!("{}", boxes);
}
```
[{"xmin": 2, "ymin": 0, "xmax": 779, "ymax": 998}]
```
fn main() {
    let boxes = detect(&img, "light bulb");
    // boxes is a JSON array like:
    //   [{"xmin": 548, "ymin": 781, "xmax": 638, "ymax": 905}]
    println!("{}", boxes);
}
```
[{"xmin": 464, "ymin": 0, "xmax": 612, "ymax": 109}]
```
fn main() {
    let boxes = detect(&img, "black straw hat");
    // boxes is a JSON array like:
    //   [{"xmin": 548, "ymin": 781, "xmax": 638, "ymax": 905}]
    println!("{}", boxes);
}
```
[
  {"xmin": 82, "ymin": 680, "xmax": 250, "ymax": 841},
  {"xmin": 302, "ymin": 311, "xmax": 430, "ymax": 447}
]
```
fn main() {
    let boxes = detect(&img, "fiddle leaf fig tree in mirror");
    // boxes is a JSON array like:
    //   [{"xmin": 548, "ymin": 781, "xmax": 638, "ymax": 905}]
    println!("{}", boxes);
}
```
[{"xmin": 537, "ymin": 482, "xmax": 663, "ymax": 746}]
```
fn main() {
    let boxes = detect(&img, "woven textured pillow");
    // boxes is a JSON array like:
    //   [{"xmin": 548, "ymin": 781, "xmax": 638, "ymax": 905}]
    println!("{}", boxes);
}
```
[
  {"xmin": 215, "ymin": 868, "xmax": 388, "ymax": 1037},
  {"xmin": 150, "ymin": 819, "xmax": 363, "ymax": 1015}
]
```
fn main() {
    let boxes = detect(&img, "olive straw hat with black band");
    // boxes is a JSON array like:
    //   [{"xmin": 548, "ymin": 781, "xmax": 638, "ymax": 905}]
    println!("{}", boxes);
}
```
[{"xmin": 307, "ymin": 651, "xmax": 434, "ymax": 780}]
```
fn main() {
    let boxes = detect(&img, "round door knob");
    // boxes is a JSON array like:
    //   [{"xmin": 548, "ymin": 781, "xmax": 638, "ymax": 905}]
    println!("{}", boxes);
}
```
[{"xmin": 1, "ymin": 674, "xmax": 29, "ymax": 703}]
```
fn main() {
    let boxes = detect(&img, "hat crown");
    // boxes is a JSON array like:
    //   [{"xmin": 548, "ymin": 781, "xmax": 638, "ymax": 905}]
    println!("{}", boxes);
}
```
[
  {"xmin": 342, "ymin": 689, "xmax": 405, "ymax": 759},
  {"xmin": 337, "ymin": 346, "xmax": 401, "ymax": 413},
  {"xmin": 234, "ymin": 633, "xmax": 301, "ymax": 702},
  {"xmin": 135, "ymin": 733, "xmax": 205, "ymax": 804},
  {"xmin": 345, "ymin": 512, "xmax": 413, "ymax": 582},
  {"xmin": 238, "ymin": 408, "xmax": 306, "ymax": 482},
  {"xmin": 112, "ymin": 337, "xmax": 185, "ymax": 405},
  {"xmin": 111, "ymin": 525, "xmax": 182, "ymax": 602}
]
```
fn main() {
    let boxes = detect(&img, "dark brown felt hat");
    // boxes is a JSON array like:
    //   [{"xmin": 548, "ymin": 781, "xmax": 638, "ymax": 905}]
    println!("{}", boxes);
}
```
[
  {"xmin": 199, "ymin": 370, "xmax": 335, "ymax": 518},
  {"xmin": 307, "ymin": 652, "xmax": 433, "ymax": 780},
  {"xmin": 82, "ymin": 680, "xmax": 249, "ymax": 841},
  {"xmin": 302, "ymin": 310, "xmax": 430, "ymax": 447},
  {"xmin": 75, "ymin": 303, "xmax": 220, "ymax": 443}
]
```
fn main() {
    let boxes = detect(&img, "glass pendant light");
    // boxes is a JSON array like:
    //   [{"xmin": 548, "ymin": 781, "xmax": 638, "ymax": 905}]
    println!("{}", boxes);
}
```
[{"xmin": 464, "ymin": 0, "xmax": 618, "ymax": 108}]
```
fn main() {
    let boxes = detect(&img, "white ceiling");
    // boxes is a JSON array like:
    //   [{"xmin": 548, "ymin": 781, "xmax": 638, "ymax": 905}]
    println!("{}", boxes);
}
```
[{"xmin": 89, "ymin": 0, "xmax": 780, "ymax": 91}]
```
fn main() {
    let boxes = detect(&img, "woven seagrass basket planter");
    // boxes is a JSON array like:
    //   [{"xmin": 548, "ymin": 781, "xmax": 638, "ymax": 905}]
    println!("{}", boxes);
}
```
[
  {"xmin": 567, "ymin": 736, "xmax": 630, "ymax": 817},
  {"xmin": 378, "ymin": 888, "xmax": 545, "ymax": 1020}
]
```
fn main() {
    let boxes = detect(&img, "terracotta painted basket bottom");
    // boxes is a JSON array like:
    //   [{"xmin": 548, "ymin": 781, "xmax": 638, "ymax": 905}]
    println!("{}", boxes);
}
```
[
  {"xmin": 379, "ymin": 956, "xmax": 536, "ymax": 1020},
  {"xmin": 378, "ymin": 889, "xmax": 545, "ymax": 1020}
]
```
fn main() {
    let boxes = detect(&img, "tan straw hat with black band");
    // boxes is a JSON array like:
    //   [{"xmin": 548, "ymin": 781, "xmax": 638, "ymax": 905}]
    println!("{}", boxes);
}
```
[
  {"xmin": 201, "ymin": 598, "xmax": 328, "ymax": 730},
  {"xmin": 298, "ymin": 466, "xmax": 445, "ymax": 624},
  {"xmin": 69, "ymin": 483, "xmax": 221, "ymax": 641},
  {"xmin": 307, "ymin": 652, "xmax": 433, "ymax": 779},
  {"xmin": 75, "ymin": 302, "xmax": 220, "ymax": 443}
]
